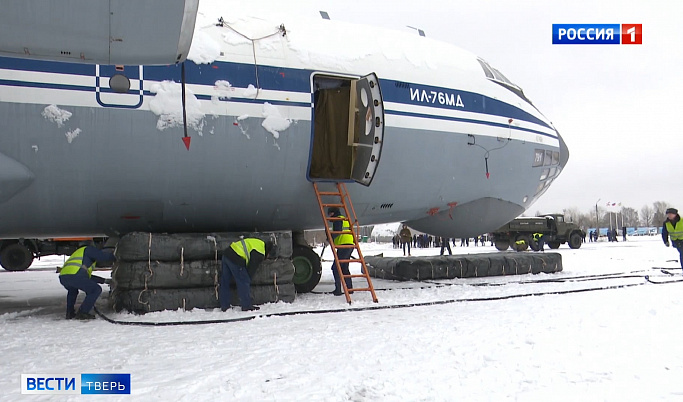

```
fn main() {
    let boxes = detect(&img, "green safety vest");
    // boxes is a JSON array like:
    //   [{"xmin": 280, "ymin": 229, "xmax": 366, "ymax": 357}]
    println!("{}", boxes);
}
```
[
  {"xmin": 533, "ymin": 233, "xmax": 544, "ymax": 241},
  {"xmin": 230, "ymin": 238, "xmax": 265, "ymax": 265},
  {"xmin": 59, "ymin": 247, "xmax": 95, "ymax": 277},
  {"xmin": 666, "ymin": 220, "xmax": 683, "ymax": 241},
  {"xmin": 333, "ymin": 215, "xmax": 354, "ymax": 245}
]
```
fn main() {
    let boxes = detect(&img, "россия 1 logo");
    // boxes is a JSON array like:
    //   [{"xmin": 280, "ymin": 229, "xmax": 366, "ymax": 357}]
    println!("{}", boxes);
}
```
[{"xmin": 552, "ymin": 24, "xmax": 642, "ymax": 45}]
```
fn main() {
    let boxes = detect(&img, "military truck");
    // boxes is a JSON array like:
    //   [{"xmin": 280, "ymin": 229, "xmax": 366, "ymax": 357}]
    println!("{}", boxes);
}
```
[{"xmin": 491, "ymin": 214, "xmax": 585, "ymax": 251}]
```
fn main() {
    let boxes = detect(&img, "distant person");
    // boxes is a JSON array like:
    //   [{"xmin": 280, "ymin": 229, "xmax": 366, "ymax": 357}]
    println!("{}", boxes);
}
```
[
  {"xmin": 662, "ymin": 207, "xmax": 683, "ymax": 270},
  {"xmin": 59, "ymin": 243, "xmax": 116, "ymax": 320},
  {"xmin": 400, "ymin": 225, "xmax": 412, "ymax": 256},
  {"xmin": 532, "ymin": 232, "xmax": 545, "ymax": 252},
  {"xmin": 220, "ymin": 237, "xmax": 274, "ymax": 310},
  {"xmin": 513, "ymin": 239, "xmax": 528, "ymax": 252},
  {"xmin": 622, "ymin": 226, "xmax": 627, "ymax": 242},
  {"xmin": 327, "ymin": 207, "xmax": 355, "ymax": 295},
  {"xmin": 440, "ymin": 237, "xmax": 452, "ymax": 255}
]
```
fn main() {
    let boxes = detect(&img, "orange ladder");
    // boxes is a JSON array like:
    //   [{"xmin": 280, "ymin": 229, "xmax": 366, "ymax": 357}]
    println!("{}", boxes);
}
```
[{"xmin": 313, "ymin": 182, "xmax": 378, "ymax": 304}]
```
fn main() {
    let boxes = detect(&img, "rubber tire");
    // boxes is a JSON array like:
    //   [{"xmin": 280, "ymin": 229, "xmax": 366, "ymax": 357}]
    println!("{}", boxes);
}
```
[
  {"xmin": 547, "ymin": 241, "xmax": 561, "ymax": 249},
  {"xmin": 568, "ymin": 232, "xmax": 582, "ymax": 249},
  {"xmin": 529, "ymin": 239, "xmax": 540, "ymax": 252},
  {"xmin": 0, "ymin": 243, "xmax": 34, "ymax": 271},
  {"xmin": 494, "ymin": 240, "xmax": 510, "ymax": 251},
  {"xmin": 291, "ymin": 245, "xmax": 322, "ymax": 293}
]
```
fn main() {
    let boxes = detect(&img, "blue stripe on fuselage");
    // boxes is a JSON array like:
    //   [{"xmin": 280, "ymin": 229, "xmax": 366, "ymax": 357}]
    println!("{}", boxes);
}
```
[{"xmin": 0, "ymin": 56, "xmax": 552, "ymax": 131}]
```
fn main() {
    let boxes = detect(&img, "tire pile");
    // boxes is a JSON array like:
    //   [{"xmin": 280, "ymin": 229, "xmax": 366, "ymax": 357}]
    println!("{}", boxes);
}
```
[
  {"xmin": 110, "ymin": 231, "xmax": 295, "ymax": 313},
  {"xmin": 365, "ymin": 252, "xmax": 562, "ymax": 281}
]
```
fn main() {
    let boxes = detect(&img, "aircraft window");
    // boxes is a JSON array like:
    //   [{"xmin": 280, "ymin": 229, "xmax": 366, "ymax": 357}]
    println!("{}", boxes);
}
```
[
  {"xmin": 552, "ymin": 151, "xmax": 559, "ymax": 165},
  {"xmin": 544, "ymin": 150, "xmax": 552, "ymax": 166},
  {"xmin": 549, "ymin": 167, "xmax": 557, "ymax": 178},
  {"xmin": 478, "ymin": 58, "xmax": 532, "ymax": 104},
  {"xmin": 540, "ymin": 169, "xmax": 549, "ymax": 181},
  {"xmin": 109, "ymin": 74, "xmax": 130, "ymax": 94},
  {"xmin": 533, "ymin": 149, "xmax": 544, "ymax": 167},
  {"xmin": 535, "ymin": 182, "xmax": 544, "ymax": 195},
  {"xmin": 477, "ymin": 59, "xmax": 494, "ymax": 79}
]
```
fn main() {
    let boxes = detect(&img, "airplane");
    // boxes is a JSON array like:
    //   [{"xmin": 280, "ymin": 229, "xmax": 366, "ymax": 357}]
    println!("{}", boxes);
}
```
[{"xmin": 0, "ymin": 1, "xmax": 569, "ymax": 294}]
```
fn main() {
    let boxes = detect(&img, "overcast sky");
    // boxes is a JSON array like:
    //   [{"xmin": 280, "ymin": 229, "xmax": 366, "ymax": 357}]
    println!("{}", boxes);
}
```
[{"xmin": 267, "ymin": 0, "xmax": 681, "ymax": 215}]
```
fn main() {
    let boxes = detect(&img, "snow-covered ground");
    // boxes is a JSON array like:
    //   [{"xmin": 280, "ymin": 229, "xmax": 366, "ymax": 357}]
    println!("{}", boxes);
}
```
[{"xmin": 2, "ymin": 236, "xmax": 683, "ymax": 401}]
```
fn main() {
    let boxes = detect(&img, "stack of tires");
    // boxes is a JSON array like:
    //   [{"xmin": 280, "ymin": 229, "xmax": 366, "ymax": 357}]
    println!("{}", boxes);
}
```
[
  {"xmin": 110, "ymin": 231, "xmax": 296, "ymax": 313},
  {"xmin": 365, "ymin": 252, "xmax": 562, "ymax": 281}
]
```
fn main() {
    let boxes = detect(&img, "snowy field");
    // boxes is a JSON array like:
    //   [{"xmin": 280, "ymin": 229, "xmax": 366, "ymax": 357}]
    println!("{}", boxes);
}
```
[{"xmin": 2, "ymin": 235, "xmax": 683, "ymax": 401}]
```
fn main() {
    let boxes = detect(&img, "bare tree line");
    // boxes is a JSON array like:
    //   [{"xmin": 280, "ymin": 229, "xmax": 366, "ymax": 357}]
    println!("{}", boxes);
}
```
[{"xmin": 533, "ymin": 201, "xmax": 672, "ymax": 229}]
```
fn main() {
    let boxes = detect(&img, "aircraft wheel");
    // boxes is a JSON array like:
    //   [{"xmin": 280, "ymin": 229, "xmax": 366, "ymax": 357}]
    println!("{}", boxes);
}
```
[
  {"xmin": 291, "ymin": 245, "xmax": 322, "ymax": 293},
  {"xmin": 0, "ymin": 243, "xmax": 34, "ymax": 271},
  {"xmin": 568, "ymin": 232, "xmax": 582, "ymax": 249},
  {"xmin": 494, "ymin": 240, "xmax": 510, "ymax": 251},
  {"xmin": 547, "ymin": 241, "xmax": 561, "ymax": 249}
]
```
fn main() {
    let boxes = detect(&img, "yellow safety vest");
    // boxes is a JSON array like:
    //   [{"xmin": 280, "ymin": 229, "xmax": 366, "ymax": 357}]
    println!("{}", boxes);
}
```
[
  {"xmin": 230, "ymin": 238, "xmax": 266, "ymax": 265},
  {"xmin": 533, "ymin": 233, "xmax": 543, "ymax": 241},
  {"xmin": 59, "ymin": 247, "xmax": 95, "ymax": 277},
  {"xmin": 666, "ymin": 220, "xmax": 683, "ymax": 241},
  {"xmin": 333, "ymin": 215, "xmax": 354, "ymax": 245}
]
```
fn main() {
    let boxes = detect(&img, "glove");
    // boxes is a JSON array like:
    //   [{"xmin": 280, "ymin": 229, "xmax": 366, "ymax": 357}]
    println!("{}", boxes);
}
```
[{"xmin": 664, "ymin": 241, "xmax": 670, "ymax": 247}]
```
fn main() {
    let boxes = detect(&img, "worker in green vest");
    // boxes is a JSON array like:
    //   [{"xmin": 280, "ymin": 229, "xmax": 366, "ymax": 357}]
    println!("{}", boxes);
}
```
[
  {"xmin": 59, "ymin": 243, "xmax": 116, "ymax": 320},
  {"xmin": 532, "ymin": 232, "xmax": 545, "ymax": 252},
  {"xmin": 220, "ymin": 238, "xmax": 275, "ymax": 311},
  {"xmin": 328, "ymin": 207, "xmax": 354, "ymax": 295},
  {"xmin": 662, "ymin": 207, "xmax": 683, "ymax": 269}
]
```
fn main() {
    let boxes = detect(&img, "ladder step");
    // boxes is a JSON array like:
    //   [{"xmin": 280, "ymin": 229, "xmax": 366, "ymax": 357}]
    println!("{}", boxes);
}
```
[
  {"xmin": 333, "ymin": 244, "xmax": 356, "ymax": 249},
  {"xmin": 348, "ymin": 287, "xmax": 371, "ymax": 292},
  {"xmin": 325, "ymin": 217, "xmax": 349, "ymax": 222},
  {"xmin": 338, "ymin": 259, "xmax": 363, "ymax": 263},
  {"xmin": 317, "ymin": 191, "xmax": 343, "ymax": 196},
  {"xmin": 329, "ymin": 230, "xmax": 354, "ymax": 234},
  {"xmin": 342, "ymin": 274, "xmax": 370, "ymax": 278},
  {"xmin": 321, "ymin": 203, "xmax": 344, "ymax": 208}
]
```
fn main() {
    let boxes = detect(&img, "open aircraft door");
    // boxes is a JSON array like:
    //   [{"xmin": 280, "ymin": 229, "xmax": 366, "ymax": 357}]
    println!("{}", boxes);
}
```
[
  {"xmin": 348, "ymin": 73, "xmax": 384, "ymax": 186},
  {"xmin": 308, "ymin": 72, "xmax": 384, "ymax": 185}
]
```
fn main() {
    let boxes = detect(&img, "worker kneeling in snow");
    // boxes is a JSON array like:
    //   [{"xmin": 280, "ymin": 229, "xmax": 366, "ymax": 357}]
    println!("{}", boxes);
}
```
[
  {"xmin": 59, "ymin": 243, "xmax": 116, "ymax": 320},
  {"xmin": 220, "ymin": 238, "xmax": 275, "ymax": 312}
]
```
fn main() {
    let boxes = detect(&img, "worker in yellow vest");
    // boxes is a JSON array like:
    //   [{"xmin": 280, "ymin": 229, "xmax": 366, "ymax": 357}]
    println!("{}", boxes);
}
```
[
  {"xmin": 328, "ymin": 207, "xmax": 354, "ymax": 295},
  {"xmin": 662, "ymin": 207, "xmax": 683, "ymax": 270},
  {"xmin": 59, "ymin": 244, "xmax": 116, "ymax": 320},
  {"xmin": 220, "ymin": 238, "xmax": 274, "ymax": 311},
  {"xmin": 532, "ymin": 232, "xmax": 545, "ymax": 252}
]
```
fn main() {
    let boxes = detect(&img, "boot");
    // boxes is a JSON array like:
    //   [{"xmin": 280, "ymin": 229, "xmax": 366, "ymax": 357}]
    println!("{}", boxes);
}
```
[
  {"xmin": 241, "ymin": 305, "xmax": 260, "ymax": 311},
  {"xmin": 74, "ymin": 311, "xmax": 96, "ymax": 320}
]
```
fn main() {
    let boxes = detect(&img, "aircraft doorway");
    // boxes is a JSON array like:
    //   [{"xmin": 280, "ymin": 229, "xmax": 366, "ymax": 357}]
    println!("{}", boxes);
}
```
[{"xmin": 307, "ymin": 73, "xmax": 384, "ymax": 186}]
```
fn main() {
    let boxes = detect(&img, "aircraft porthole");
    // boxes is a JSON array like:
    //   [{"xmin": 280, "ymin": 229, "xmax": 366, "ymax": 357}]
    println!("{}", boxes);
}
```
[
  {"xmin": 109, "ymin": 74, "xmax": 131, "ymax": 94},
  {"xmin": 360, "ymin": 87, "xmax": 369, "ymax": 107}
]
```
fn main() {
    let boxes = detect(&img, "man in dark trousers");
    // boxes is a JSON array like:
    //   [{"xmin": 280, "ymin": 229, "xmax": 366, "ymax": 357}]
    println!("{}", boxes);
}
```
[
  {"xmin": 440, "ymin": 237, "xmax": 452, "ymax": 255},
  {"xmin": 220, "ymin": 238, "xmax": 274, "ymax": 311},
  {"xmin": 533, "ymin": 232, "xmax": 545, "ymax": 252},
  {"xmin": 328, "ymin": 207, "xmax": 354, "ymax": 295},
  {"xmin": 662, "ymin": 207, "xmax": 683, "ymax": 270},
  {"xmin": 59, "ymin": 243, "xmax": 116, "ymax": 320}
]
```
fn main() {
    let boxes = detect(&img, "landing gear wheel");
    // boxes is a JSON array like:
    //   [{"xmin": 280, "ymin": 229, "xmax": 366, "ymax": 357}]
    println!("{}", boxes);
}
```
[
  {"xmin": 291, "ymin": 245, "xmax": 322, "ymax": 293},
  {"xmin": 568, "ymin": 233, "xmax": 582, "ymax": 249},
  {"xmin": 0, "ymin": 243, "xmax": 34, "ymax": 271},
  {"xmin": 494, "ymin": 240, "xmax": 510, "ymax": 251}
]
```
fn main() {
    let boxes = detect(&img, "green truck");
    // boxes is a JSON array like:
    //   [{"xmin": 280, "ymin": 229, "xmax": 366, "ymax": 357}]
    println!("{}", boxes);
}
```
[{"xmin": 491, "ymin": 214, "xmax": 585, "ymax": 251}]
